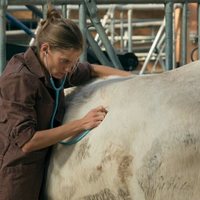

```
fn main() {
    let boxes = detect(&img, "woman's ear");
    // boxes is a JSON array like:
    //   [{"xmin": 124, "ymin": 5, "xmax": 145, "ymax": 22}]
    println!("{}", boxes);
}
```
[{"xmin": 40, "ymin": 43, "xmax": 49, "ymax": 55}]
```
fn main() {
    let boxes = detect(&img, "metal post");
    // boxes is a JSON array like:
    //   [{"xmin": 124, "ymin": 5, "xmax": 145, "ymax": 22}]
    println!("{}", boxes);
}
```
[
  {"xmin": 181, "ymin": 1, "xmax": 188, "ymax": 65},
  {"xmin": 86, "ymin": 29, "xmax": 112, "ymax": 66},
  {"xmin": 120, "ymin": 11, "xmax": 124, "ymax": 53},
  {"xmin": 110, "ymin": 7, "xmax": 115, "ymax": 45},
  {"xmin": 0, "ymin": 0, "xmax": 7, "ymax": 74},
  {"xmin": 94, "ymin": 7, "xmax": 111, "ymax": 45},
  {"xmin": 165, "ymin": 0, "xmax": 173, "ymax": 70},
  {"xmin": 62, "ymin": 5, "xmax": 67, "ymax": 18},
  {"xmin": 139, "ymin": 18, "xmax": 165, "ymax": 74},
  {"xmin": 84, "ymin": 0, "xmax": 123, "ymax": 69},
  {"xmin": 128, "ymin": 9, "xmax": 133, "ymax": 52},
  {"xmin": 42, "ymin": 3, "xmax": 48, "ymax": 19},
  {"xmin": 198, "ymin": 3, "xmax": 200, "ymax": 59},
  {"xmin": 172, "ymin": 4, "xmax": 176, "ymax": 69},
  {"xmin": 79, "ymin": 2, "xmax": 87, "ymax": 61}
]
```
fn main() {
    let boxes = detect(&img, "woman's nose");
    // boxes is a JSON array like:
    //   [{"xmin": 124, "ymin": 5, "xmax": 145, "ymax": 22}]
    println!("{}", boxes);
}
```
[
  {"xmin": 64, "ymin": 65, "xmax": 73, "ymax": 73},
  {"xmin": 64, "ymin": 67, "xmax": 71, "ymax": 73}
]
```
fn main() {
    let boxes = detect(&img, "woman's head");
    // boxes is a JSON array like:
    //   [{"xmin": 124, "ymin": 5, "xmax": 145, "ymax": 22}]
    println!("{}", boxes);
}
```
[
  {"xmin": 36, "ymin": 7, "xmax": 83, "ymax": 79},
  {"xmin": 36, "ymin": 7, "xmax": 83, "ymax": 52}
]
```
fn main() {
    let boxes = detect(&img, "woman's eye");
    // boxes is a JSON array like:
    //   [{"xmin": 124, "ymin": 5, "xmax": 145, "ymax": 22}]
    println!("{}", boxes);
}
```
[{"xmin": 60, "ymin": 59, "xmax": 69, "ymax": 64}]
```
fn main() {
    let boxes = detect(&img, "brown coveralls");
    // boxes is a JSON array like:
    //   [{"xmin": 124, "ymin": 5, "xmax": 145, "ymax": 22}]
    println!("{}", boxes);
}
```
[{"xmin": 0, "ymin": 47, "xmax": 92, "ymax": 200}]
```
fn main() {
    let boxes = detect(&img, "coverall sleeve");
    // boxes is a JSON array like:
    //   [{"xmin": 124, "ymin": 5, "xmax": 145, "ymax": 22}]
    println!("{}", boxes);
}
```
[
  {"xmin": 0, "ymin": 73, "xmax": 38, "ymax": 148},
  {"xmin": 65, "ymin": 62, "xmax": 92, "ymax": 87}
]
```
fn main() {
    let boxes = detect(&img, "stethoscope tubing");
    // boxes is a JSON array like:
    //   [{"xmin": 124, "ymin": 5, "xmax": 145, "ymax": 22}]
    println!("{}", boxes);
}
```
[{"xmin": 49, "ymin": 75, "xmax": 90, "ymax": 145}]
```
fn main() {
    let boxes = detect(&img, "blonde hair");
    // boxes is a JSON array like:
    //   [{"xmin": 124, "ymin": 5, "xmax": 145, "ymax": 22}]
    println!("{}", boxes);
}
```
[{"xmin": 36, "ymin": 7, "xmax": 83, "ymax": 52}]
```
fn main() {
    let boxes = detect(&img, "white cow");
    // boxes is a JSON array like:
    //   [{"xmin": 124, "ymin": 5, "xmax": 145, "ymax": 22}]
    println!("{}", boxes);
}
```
[{"xmin": 46, "ymin": 60, "xmax": 200, "ymax": 200}]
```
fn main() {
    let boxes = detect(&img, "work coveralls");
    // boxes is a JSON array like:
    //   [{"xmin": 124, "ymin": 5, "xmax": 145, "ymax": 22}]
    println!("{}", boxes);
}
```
[{"xmin": 0, "ymin": 47, "xmax": 92, "ymax": 200}]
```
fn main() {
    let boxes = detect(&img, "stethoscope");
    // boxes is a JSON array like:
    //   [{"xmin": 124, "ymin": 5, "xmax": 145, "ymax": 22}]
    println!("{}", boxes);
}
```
[{"xmin": 46, "ymin": 53, "xmax": 90, "ymax": 145}]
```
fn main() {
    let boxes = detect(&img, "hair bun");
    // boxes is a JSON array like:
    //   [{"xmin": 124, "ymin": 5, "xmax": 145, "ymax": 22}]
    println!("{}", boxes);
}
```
[{"xmin": 47, "ymin": 8, "xmax": 62, "ymax": 21}]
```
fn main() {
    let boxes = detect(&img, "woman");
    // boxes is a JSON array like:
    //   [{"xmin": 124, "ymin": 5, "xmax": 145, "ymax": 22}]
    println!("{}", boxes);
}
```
[{"xmin": 0, "ymin": 7, "xmax": 131, "ymax": 200}]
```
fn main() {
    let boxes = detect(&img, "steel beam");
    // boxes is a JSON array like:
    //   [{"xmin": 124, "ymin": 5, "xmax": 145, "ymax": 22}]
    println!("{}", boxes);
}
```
[
  {"xmin": 84, "ymin": 0, "xmax": 123, "ymax": 69},
  {"xmin": 181, "ymin": 2, "xmax": 188, "ymax": 66},
  {"xmin": 7, "ymin": 0, "xmax": 199, "ymax": 5}
]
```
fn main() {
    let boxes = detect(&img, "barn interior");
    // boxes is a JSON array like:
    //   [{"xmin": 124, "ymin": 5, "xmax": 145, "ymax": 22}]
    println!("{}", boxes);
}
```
[{"xmin": 0, "ymin": 0, "xmax": 199, "ymax": 75}]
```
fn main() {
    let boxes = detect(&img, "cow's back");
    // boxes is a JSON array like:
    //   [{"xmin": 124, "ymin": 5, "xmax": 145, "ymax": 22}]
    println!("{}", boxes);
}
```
[{"xmin": 46, "ymin": 60, "xmax": 200, "ymax": 200}]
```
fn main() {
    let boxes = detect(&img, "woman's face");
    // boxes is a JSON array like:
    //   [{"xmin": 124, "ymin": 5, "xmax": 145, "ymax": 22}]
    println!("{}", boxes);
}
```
[{"xmin": 43, "ymin": 47, "xmax": 82, "ymax": 79}]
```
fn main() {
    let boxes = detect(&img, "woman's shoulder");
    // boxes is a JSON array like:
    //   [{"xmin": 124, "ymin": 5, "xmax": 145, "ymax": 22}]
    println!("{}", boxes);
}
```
[
  {"xmin": 0, "ymin": 56, "xmax": 40, "ymax": 91},
  {"xmin": 3, "ymin": 53, "xmax": 26, "ymax": 76}
]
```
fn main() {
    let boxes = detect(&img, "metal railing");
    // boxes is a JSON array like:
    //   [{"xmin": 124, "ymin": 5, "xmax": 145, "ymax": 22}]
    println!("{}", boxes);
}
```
[
  {"xmin": 0, "ymin": 0, "xmax": 199, "ymax": 74},
  {"xmin": 6, "ymin": 0, "xmax": 200, "ymax": 5}
]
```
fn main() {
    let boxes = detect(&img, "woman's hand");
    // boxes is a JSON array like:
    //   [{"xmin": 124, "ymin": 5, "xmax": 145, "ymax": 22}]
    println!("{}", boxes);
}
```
[
  {"xmin": 81, "ymin": 106, "xmax": 108, "ymax": 130},
  {"xmin": 21, "ymin": 106, "xmax": 107, "ymax": 153}
]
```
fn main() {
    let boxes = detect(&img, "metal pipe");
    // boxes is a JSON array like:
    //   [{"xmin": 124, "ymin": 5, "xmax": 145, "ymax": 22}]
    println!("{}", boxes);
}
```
[
  {"xmin": 6, "ymin": 13, "xmax": 35, "ymax": 38},
  {"xmin": 139, "ymin": 18, "xmax": 165, "ymax": 74},
  {"xmin": 79, "ymin": 3, "xmax": 87, "ymax": 62},
  {"xmin": 108, "ymin": 35, "xmax": 156, "ymax": 42},
  {"xmin": 157, "ymin": 32, "xmax": 165, "ymax": 49},
  {"xmin": 91, "ymin": 19, "xmax": 122, "ymax": 68},
  {"xmin": 105, "ymin": 20, "xmax": 163, "ymax": 28},
  {"xmin": 128, "ymin": 9, "xmax": 133, "ymax": 52},
  {"xmin": 25, "ymin": 5, "xmax": 43, "ymax": 18},
  {"xmin": 42, "ymin": 3, "xmax": 48, "ymax": 19},
  {"xmin": 0, "ymin": 0, "xmax": 7, "ymax": 74},
  {"xmin": 7, "ymin": 0, "xmax": 199, "ymax": 5},
  {"xmin": 120, "ymin": 11, "xmax": 124, "ymax": 52},
  {"xmin": 165, "ymin": 1, "xmax": 173, "ymax": 70},
  {"xmin": 44, "ymin": 4, "xmax": 166, "ymax": 10},
  {"xmin": 153, "ymin": 33, "xmax": 166, "ymax": 71},
  {"xmin": 152, "ymin": 43, "xmax": 166, "ymax": 72},
  {"xmin": 172, "ymin": 5, "xmax": 176, "ymax": 69},
  {"xmin": 86, "ymin": 29, "xmax": 112, "ymax": 66},
  {"xmin": 94, "ymin": 7, "xmax": 112, "ymax": 43},
  {"xmin": 198, "ymin": 3, "xmax": 200, "ymax": 59},
  {"xmin": 104, "ymin": 4, "xmax": 165, "ymax": 10},
  {"xmin": 181, "ymin": 2, "xmax": 188, "ymax": 65},
  {"xmin": 84, "ymin": 0, "xmax": 123, "ymax": 69},
  {"xmin": 62, "ymin": 5, "xmax": 67, "ymax": 18},
  {"xmin": 110, "ymin": 7, "xmax": 115, "ymax": 45}
]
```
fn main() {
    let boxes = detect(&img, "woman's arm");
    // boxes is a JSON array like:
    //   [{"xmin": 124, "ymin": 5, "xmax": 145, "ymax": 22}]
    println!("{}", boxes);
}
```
[
  {"xmin": 22, "ymin": 106, "xmax": 107, "ymax": 153},
  {"xmin": 90, "ymin": 64, "xmax": 132, "ymax": 78}
]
